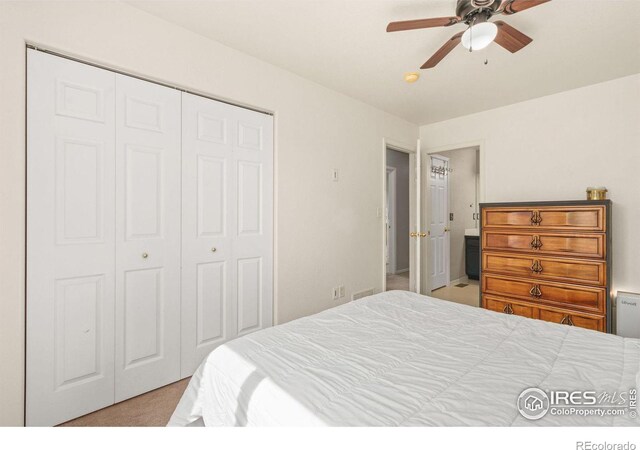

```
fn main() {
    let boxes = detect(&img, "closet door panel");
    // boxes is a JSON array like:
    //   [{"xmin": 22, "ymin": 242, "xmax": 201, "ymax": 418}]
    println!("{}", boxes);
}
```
[
  {"xmin": 27, "ymin": 50, "xmax": 116, "ymax": 426},
  {"xmin": 181, "ymin": 94, "xmax": 236, "ymax": 376},
  {"xmin": 115, "ymin": 75, "xmax": 181, "ymax": 401},
  {"xmin": 233, "ymin": 107, "xmax": 273, "ymax": 338},
  {"xmin": 181, "ymin": 94, "xmax": 273, "ymax": 376}
]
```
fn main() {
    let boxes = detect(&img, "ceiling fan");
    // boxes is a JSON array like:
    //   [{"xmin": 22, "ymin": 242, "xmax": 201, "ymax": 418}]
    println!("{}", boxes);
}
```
[{"xmin": 387, "ymin": 0, "xmax": 551, "ymax": 69}]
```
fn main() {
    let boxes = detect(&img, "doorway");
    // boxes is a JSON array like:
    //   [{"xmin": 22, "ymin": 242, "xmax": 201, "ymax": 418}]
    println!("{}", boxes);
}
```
[
  {"xmin": 384, "ymin": 147, "xmax": 413, "ymax": 292},
  {"xmin": 425, "ymin": 146, "xmax": 480, "ymax": 307}
]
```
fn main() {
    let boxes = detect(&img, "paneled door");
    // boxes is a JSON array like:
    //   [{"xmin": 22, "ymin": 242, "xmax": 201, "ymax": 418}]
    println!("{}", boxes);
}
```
[
  {"xmin": 428, "ymin": 154, "xmax": 450, "ymax": 291},
  {"xmin": 181, "ymin": 92, "xmax": 274, "ymax": 376},
  {"xmin": 26, "ymin": 50, "xmax": 116, "ymax": 425},
  {"xmin": 114, "ymin": 75, "xmax": 181, "ymax": 401},
  {"xmin": 411, "ymin": 140, "xmax": 421, "ymax": 293}
]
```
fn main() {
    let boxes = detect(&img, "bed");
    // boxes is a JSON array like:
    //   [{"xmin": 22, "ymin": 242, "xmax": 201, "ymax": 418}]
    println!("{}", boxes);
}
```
[{"xmin": 169, "ymin": 290, "xmax": 640, "ymax": 426}]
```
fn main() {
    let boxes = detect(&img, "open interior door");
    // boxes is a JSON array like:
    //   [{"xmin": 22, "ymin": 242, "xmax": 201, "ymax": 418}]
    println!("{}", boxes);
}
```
[
  {"xmin": 409, "ymin": 139, "xmax": 421, "ymax": 293},
  {"xmin": 427, "ymin": 154, "xmax": 450, "ymax": 292}
]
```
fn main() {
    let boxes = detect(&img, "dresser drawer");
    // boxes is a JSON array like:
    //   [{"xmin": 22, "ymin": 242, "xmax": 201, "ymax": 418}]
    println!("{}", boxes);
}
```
[
  {"xmin": 483, "ymin": 295, "xmax": 535, "ymax": 319},
  {"xmin": 482, "ymin": 274, "xmax": 606, "ymax": 313},
  {"xmin": 482, "ymin": 230, "xmax": 605, "ymax": 259},
  {"xmin": 537, "ymin": 307, "xmax": 605, "ymax": 332},
  {"xmin": 482, "ymin": 252, "xmax": 606, "ymax": 286},
  {"xmin": 482, "ymin": 206, "xmax": 605, "ymax": 231}
]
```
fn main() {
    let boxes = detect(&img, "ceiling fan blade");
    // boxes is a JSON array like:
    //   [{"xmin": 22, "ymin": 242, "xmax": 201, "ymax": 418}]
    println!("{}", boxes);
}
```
[
  {"xmin": 421, "ymin": 32, "xmax": 464, "ymax": 69},
  {"xmin": 493, "ymin": 20, "xmax": 533, "ymax": 53},
  {"xmin": 501, "ymin": 0, "xmax": 551, "ymax": 15},
  {"xmin": 387, "ymin": 16, "xmax": 459, "ymax": 32}
]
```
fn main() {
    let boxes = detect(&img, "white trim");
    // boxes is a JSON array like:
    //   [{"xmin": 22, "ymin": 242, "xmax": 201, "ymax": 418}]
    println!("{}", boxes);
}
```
[
  {"xmin": 386, "ymin": 167, "xmax": 397, "ymax": 275},
  {"xmin": 450, "ymin": 276, "xmax": 470, "ymax": 286},
  {"xmin": 381, "ymin": 138, "xmax": 417, "ymax": 293},
  {"xmin": 26, "ymin": 44, "xmax": 273, "ymax": 116}
]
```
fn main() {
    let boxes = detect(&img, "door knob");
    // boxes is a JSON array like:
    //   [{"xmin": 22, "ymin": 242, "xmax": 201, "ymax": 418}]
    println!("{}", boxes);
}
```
[
  {"xmin": 444, "ymin": 227, "xmax": 450, "ymax": 232},
  {"xmin": 410, "ymin": 232, "xmax": 418, "ymax": 237},
  {"xmin": 142, "ymin": 252, "xmax": 148, "ymax": 259},
  {"xmin": 419, "ymin": 232, "xmax": 427, "ymax": 237},
  {"xmin": 211, "ymin": 247, "xmax": 217, "ymax": 253}
]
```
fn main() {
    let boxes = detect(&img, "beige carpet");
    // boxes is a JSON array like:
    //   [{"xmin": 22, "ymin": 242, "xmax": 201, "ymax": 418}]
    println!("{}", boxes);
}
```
[
  {"xmin": 59, "ymin": 378, "xmax": 190, "ymax": 427},
  {"xmin": 430, "ymin": 280, "xmax": 480, "ymax": 308},
  {"xmin": 386, "ymin": 271, "xmax": 410, "ymax": 291}
]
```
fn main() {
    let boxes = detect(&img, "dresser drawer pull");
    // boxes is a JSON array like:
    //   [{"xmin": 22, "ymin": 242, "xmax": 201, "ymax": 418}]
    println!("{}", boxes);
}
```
[
  {"xmin": 560, "ymin": 315, "xmax": 574, "ymax": 326},
  {"xmin": 530, "ymin": 260, "xmax": 543, "ymax": 274},
  {"xmin": 530, "ymin": 235, "xmax": 543, "ymax": 250},
  {"xmin": 529, "ymin": 285, "xmax": 542, "ymax": 298},
  {"xmin": 530, "ymin": 211, "xmax": 542, "ymax": 226},
  {"xmin": 502, "ymin": 304, "xmax": 514, "ymax": 315}
]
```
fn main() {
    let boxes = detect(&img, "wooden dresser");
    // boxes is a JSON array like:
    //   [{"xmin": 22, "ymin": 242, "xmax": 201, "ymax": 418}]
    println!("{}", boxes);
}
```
[{"xmin": 480, "ymin": 201, "xmax": 612, "ymax": 332}]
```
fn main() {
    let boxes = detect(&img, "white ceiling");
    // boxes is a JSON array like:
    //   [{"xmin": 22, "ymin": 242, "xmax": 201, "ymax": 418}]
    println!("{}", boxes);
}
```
[{"xmin": 127, "ymin": 0, "xmax": 640, "ymax": 124}]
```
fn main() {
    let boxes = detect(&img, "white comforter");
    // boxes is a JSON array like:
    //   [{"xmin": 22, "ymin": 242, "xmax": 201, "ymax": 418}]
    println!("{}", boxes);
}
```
[{"xmin": 169, "ymin": 291, "xmax": 640, "ymax": 426}]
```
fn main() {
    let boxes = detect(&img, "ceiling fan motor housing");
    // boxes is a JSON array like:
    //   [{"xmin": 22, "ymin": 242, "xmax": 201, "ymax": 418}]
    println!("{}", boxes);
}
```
[{"xmin": 457, "ymin": 0, "xmax": 501, "ymax": 22}]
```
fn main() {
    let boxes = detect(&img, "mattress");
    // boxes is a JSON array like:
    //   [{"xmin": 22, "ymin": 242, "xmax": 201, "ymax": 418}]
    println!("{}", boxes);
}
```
[{"xmin": 169, "ymin": 290, "xmax": 640, "ymax": 426}]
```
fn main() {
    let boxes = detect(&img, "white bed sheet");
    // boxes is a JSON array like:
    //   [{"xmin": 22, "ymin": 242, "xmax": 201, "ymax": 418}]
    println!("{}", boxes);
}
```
[{"xmin": 169, "ymin": 291, "xmax": 640, "ymax": 426}]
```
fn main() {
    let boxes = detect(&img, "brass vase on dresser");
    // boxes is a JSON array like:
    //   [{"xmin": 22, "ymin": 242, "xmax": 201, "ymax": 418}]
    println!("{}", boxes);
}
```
[{"xmin": 479, "ymin": 201, "xmax": 612, "ymax": 332}]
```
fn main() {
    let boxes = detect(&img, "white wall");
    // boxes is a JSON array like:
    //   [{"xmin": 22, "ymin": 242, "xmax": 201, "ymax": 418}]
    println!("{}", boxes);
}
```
[
  {"xmin": 0, "ymin": 1, "xmax": 417, "ymax": 425},
  {"xmin": 386, "ymin": 149, "xmax": 410, "ymax": 272},
  {"xmin": 421, "ymin": 74, "xmax": 640, "ymax": 304}
]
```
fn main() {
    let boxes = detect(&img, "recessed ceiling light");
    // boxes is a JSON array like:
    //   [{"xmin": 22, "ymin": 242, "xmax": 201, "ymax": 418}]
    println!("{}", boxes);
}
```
[{"xmin": 404, "ymin": 72, "xmax": 420, "ymax": 83}]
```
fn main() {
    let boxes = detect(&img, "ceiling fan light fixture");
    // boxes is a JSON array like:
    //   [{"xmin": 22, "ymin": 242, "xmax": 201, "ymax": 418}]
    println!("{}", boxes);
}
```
[{"xmin": 461, "ymin": 21, "xmax": 498, "ymax": 51}]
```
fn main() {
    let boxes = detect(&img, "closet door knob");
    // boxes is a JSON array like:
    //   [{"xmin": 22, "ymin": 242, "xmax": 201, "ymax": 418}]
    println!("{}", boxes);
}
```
[
  {"xmin": 142, "ymin": 252, "xmax": 148, "ymax": 259},
  {"xmin": 211, "ymin": 247, "xmax": 217, "ymax": 253}
]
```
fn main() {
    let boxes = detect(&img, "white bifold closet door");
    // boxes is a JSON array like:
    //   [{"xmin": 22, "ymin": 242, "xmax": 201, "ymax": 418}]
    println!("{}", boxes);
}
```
[
  {"xmin": 114, "ymin": 75, "xmax": 181, "ymax": 401},
  {"xmin": 180, "ymin": 93, "xmax": 273, "ymax": 375},
  {"xmin": 27, "ymin": 49, "xmax": 273, "ymax": 426},
  {"xmin": 26, "ymin": 51, "xmax": 117, "ymax": 425}
]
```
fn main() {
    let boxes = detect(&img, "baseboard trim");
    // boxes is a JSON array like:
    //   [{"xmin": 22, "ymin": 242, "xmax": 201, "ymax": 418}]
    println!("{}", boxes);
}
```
[
  {"xmin": 394, "ymin": 268, "xmax": 409, "ymax": 274},
  {"xmin": 450, "ymin": 276, "xmax": 469, "ymax": 286}
]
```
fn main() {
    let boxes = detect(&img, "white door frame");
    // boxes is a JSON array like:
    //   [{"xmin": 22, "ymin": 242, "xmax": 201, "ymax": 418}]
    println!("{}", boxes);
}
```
[
  {"xmin": 381, "ymin": 138, "xmax": 418, "ymax": 292},
  {"xmin": 385, "ymin": 167, "xmax": 397, "ymax": 275},
  {"xmin": 422, "ymin": 140, "xmax": 485, "ymax": 294}
]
